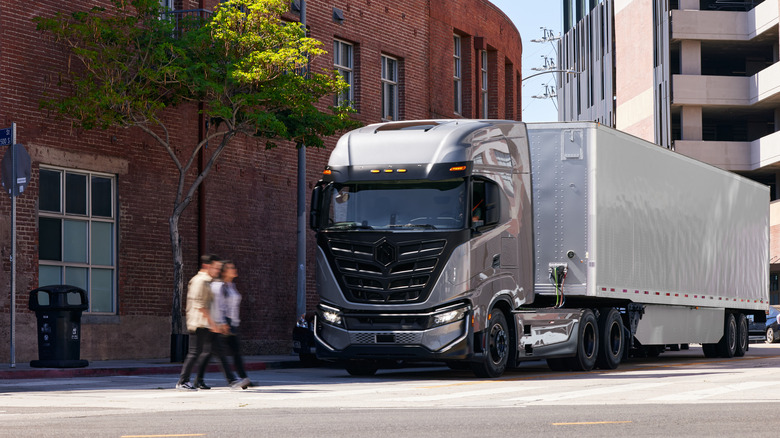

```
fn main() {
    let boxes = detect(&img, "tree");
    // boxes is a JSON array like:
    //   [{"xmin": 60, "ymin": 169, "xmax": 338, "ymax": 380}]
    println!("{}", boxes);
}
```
[{"xmin": 34, "ymin": 0, "xmax": 358, "ymax": 337}]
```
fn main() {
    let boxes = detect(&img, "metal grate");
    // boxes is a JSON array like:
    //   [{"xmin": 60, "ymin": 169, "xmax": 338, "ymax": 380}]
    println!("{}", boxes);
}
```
[
  {"xmin": 327, "ymin": 237, "xmax": 446, "ymax": 304},
  {"xmin": 350, "ymin": 331, "xmax": 424, "ymax": 344}
]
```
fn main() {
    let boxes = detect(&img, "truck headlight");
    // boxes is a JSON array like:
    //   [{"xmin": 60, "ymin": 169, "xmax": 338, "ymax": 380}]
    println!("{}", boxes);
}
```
[
  {"xmin": 319, "ymin": 305, "xmax": 344, "ymax": 327},
  {"xmin": 431, "ymin": 306, "xmax": 469, "ymax": 328}
]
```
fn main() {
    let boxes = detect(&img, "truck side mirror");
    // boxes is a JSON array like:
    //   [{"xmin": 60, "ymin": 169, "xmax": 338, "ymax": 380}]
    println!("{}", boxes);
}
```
[{"xmin": 310, "ymin": 185, "xmax": 322, "ymax": 231}]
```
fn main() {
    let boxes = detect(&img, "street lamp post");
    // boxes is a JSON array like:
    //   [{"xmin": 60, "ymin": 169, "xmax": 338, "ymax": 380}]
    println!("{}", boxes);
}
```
[{"xmin": 296, "ymin": 0, "xmax": 307, "ymax": 320}]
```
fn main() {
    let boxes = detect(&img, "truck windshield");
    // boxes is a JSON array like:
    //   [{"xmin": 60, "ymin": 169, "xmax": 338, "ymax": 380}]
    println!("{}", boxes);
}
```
[{"xmin": 324, "ymin": 179, "xmax": 466, "ymax": 230}]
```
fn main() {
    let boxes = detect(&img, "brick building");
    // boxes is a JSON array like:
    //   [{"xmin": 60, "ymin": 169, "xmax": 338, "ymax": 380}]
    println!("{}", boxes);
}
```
[{"xmin": 0, "ymin": 0, "xmax": 522, "ymax": 362}]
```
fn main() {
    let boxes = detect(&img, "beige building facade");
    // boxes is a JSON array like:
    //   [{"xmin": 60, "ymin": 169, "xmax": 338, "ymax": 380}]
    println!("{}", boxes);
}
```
[{"xmin": 559, "ymin": 0, "xmax": 780, "ymax": 304}]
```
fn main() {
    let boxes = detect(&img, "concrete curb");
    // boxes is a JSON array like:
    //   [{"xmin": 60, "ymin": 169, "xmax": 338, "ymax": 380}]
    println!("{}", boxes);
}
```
[{"xmin": 0, "ymin": 358, "xmax": 302, "ymax": 380}]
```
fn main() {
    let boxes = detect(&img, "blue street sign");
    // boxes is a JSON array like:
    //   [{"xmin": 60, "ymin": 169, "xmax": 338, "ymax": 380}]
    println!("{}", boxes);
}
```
[{"xmin": 0, "ymin": 127, "xmax": 11, "ymax": 146}]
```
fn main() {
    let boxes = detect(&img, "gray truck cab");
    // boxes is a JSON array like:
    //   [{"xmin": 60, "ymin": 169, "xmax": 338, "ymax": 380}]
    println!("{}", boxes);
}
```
[{"xmin": 309, "ymin": 120, "xmax": 535, "ymax": 376}]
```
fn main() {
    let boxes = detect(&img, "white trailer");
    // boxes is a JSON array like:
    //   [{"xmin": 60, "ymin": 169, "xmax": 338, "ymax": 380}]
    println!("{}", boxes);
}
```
[{"xmin": 309, "ymin": 120, "xmax": 769, "ymax": 377}]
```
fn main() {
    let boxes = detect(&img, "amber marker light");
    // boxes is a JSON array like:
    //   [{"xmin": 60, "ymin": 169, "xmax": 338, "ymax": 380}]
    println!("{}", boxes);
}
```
[
  {"xmin": 397, "ymin": 169, "xmax": 407, "ymax": 173},
  {"xmin": 323, "ymin": 169, "xmax": 332, "ymax": 175},
  {"xmin": 450, "ymin": 165, "xmax": 467, "ymax": 172},
  {"xmin": 384, "ymin": 169, "xmax": 393, "ymax": 173},
  {"xmin": 370, "ymin": 169, "xmax": 380, "ymax": 173}
]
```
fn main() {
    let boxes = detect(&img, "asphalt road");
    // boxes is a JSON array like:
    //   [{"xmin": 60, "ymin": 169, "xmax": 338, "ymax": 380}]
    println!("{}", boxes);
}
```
[{"xmin": 2, "ymin": 343, "xmax": 780, "ymax": 437}]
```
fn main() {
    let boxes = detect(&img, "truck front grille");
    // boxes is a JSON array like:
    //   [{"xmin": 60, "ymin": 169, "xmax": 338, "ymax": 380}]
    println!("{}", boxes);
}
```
[
  {"xmin": 350, "ymin": 331, "xmax": 424, "ymax": 345},
  {"xmin": 325, "ymin": 236, "xmax": 447, "ymax": 304}
]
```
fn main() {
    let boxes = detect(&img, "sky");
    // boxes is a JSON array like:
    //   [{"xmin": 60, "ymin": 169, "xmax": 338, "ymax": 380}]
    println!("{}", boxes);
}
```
[{"xmin": 488, "ymin": 1, "xmax": 562, "ymax": 122}]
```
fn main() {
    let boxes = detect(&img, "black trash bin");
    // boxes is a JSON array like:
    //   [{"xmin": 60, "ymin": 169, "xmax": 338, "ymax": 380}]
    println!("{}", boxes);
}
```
[{"xmin": 28, "ymin": 285, "xmax": 89, "ymax": 368}]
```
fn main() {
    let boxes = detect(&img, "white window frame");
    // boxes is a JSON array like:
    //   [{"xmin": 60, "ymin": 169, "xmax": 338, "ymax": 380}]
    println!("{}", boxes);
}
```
[
  {"xmin": 381, "ymin": 55, "xmax": 399, "ymax": 121},
  {"xmin": 481, "ymin": 50, "xmax": 488, "ymax": 118},
  {"xmin": 454, "ymin": 35, "xmax": 462, "ymax": 115},
  {"xmin": 334, "ymin": 39, "xmax": 354, "ymax": 108},
  {"xmin": 38, "ymin": 166, "xmax": 117, "ymax": 314}
]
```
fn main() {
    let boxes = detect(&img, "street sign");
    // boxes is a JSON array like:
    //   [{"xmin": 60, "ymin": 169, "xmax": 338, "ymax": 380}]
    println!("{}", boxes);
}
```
[
  {"xmin": 1, "ymin": 144, "xmax": 31, "ymax": 197},
  {"xmin": 0, "ymin": 128, "xmax": 11, "ymax": 147}
]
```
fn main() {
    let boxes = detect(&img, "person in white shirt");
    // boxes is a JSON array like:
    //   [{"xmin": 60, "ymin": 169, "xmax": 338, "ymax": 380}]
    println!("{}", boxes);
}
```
[{"xmin": 211, "ymin": 260, "xmax": 250, "ymax": 388}]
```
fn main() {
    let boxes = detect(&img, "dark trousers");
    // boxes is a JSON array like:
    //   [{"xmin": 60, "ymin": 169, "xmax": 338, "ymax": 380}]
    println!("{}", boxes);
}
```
[
  {"xmin": 179, "ymin": 328, "xmax": 237, "ymax": 384},
  {"xmin": 221, "ymin": 333, "xmax": 247, "ymax": 379},
  {"xmin": 178, "ymin": 328, "xmax": 212, "ymax": 384},
  {"xmin": 211, "ymin": 332, "xmax": 238, "ymax": 383}
]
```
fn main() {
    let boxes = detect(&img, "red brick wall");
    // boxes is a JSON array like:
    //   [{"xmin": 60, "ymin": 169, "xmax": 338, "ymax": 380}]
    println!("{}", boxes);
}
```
[{"xmin": 0, "ymin": 0, "xmax": 523, "ymax": 361}]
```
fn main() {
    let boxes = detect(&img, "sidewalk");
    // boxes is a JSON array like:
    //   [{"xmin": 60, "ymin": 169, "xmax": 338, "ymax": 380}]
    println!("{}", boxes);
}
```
[{"xmin": 0, "ymin": 355, "xmax": 303, "ymax": 380}]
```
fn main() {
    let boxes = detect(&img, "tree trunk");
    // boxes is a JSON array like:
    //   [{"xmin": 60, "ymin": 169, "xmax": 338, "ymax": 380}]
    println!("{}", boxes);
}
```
[{"xmin": 170, "ymin": 213, "xmax": 185, "ymax": 335}]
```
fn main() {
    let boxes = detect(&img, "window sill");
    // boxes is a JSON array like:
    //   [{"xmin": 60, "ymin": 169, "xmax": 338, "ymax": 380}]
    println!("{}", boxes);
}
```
[{"xmin": 81, "ymin": 314, "xmax": 120, "ymax": 325}]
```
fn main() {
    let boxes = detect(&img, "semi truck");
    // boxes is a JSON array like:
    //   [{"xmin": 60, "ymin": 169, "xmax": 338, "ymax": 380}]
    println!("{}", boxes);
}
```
[{"xmin": 308, "ymin": 120, "xmax": 769, "ymax": 377}]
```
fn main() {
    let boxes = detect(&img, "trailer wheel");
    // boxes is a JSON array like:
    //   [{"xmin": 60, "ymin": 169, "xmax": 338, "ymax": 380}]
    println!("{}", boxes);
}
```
[
  {"xmin": 735, "ymin": 313, "xmax": 748, "ymax": 357},
  {"xmin": 596, "ymin": 308, "xmax": 624, "ymax": 370},
  {"xmin": 471, "ymin": 309, "xmax": 509, "ymax": 378},
  {"xmin": 717, "ymin": 313, "xmax": 737, "ymax": 358},
  {"xmin": 568, "ymin": 309, "xmax": 599, "ymax": 371}
]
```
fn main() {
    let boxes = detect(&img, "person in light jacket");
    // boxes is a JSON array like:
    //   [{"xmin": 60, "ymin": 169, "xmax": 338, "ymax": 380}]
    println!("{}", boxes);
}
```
[{"xmin": 211, "ymin": 260, "xmax": 250, "ymax": 387}]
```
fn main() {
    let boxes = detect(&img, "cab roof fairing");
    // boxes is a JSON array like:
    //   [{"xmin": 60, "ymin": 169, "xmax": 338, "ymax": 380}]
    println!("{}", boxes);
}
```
[{"xmin": 327, "ymin": 120, "xmax": 503, "ymax": 169}]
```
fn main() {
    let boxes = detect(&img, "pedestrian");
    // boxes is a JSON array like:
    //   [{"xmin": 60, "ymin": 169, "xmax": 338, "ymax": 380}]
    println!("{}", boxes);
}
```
[
  {"xmin": 176, "ymin": 254, "xmax": 223, "ymax": 390},
  {"xmin": 212, "ymin": 260, "xmax": 251, "ymax": 389}
]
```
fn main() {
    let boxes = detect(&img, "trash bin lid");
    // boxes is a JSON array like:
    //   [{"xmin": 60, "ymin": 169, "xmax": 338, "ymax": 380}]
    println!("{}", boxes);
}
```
[{"xmin": 29, "ymin": 285, "xmax": 88, "ymax": 311}]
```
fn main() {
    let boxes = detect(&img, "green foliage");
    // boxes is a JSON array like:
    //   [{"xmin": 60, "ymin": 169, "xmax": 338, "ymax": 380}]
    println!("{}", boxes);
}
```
[
  {"xmin": 34, "ymin": 0, "xmax": 360, "ymax": 334},
  {"xmin": 34, "ymin": 0, "xmax": 358, "ymax": 143}
]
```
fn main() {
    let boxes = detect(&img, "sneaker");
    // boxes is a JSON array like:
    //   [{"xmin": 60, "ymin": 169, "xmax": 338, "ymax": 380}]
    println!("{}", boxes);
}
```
[
  {"xmin": 229, "ymin": 377, "xmax": 251, "ymax": 390},
  {"xmin": 194, "ymin": 381, "xmax": 211, "ymax": 390},
  {"xmin": 175, "ymin": 381, "xmax": 196, "ymax": 391}
]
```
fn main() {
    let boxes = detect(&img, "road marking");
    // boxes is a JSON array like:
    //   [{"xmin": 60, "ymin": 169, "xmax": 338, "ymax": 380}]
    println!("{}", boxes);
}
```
[
  {"xmin": 553, "ymin": 421, "xmax": 632, "ymax": 426},
  {"xmin": 121, "ymin": 435, "xmax": 205, "ymax": 438},
  {"xmin": 388, "ymin": 385, "xmax": 544, "ymax": 402},
  {"xmin": 649, "ymin": 380, "xmax": 780, "ymax": 402},
  {"xmin": 506, "ymin": 381, "xmax": 671, "ymax": 403}
]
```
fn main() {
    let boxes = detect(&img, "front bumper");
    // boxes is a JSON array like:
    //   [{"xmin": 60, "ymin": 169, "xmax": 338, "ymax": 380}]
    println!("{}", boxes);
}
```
[{"xmin": 314, "ymin": 305, "xmax": 472, "ymax": 361}]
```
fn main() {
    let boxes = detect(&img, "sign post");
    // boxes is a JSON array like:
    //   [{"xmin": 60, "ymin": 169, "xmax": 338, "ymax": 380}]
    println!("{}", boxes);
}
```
[
  {"xmin": 1, "ymin": 123, "xmax": 31, "ymax": 368},
  {"xmin": 2, "ymin": 123, "xmax": 16, "ymax": 368}
]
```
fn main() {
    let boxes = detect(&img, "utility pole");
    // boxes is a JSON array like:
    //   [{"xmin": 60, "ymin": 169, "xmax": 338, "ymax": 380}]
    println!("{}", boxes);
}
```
[{"xmin": 296, "ymin": 0, "xmax": 307, "ymax": 320}]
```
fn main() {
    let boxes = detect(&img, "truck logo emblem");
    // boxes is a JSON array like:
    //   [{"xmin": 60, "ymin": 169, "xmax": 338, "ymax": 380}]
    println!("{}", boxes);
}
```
[{"xmin": 375, "ymin": 241, "xmax": 395, "ymax": 266}]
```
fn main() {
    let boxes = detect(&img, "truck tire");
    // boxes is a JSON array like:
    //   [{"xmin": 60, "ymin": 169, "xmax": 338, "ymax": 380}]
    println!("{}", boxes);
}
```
[
  {"xmin": 568, "ymin": 309, "xmax": 599, "ymax": 371},
  {"xmin": 596, "ymin": 308, "xmax": 624, "ymax": 370},
  {"xmin": 471, "ymin": 309, "xmax": 509, "ymax": 378},
  {"xmin": 735, "ymin": 313, "xmax": 748, "ymax": 357},
  {"xmin": 717, "ymin": 313, "xmax": 737, "ymax": 358}
]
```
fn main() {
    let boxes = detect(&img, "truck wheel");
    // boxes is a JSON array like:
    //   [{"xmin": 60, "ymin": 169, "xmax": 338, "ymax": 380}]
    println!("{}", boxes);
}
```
[
  {"xmin": 568, "ymin": 309, "xmax": 598, "ymax": 371},
  {"xmin": 767, "ymin": 327, "xmax": 777, "ymax": 344},
  {"xmin": 344, "ymin": 360, "xmax": 378, "ymax": 376},
  {"xmin": 596, "ymin": 308, "xmax": 624, "ymax": 370},
  {"xmin": 471, "ymin": 309, "xmax": 509, "ymax": 378},
  {"xmin": 735, "ymin": 313, "xmax": 748, "ymax": 357},
  {"xmin": 717, "ymin": 313, "xmax": 737, "ymax": 358}
]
